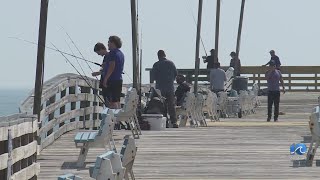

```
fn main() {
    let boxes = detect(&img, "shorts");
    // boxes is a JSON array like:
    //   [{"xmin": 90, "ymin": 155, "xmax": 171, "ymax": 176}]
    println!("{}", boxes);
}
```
[{"xmin": 103, "ymin": 80, "xmax": 123, "ymax": 102}]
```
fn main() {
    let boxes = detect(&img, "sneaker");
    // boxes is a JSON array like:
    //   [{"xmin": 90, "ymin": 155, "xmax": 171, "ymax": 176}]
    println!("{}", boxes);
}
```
[
  {"xmin": 274, "ymin": 119, "xmax": 278, "ymax": 122},
  {"xmin": 172, "ymin": 123, "xmax": 179, "ymax": 128},
  {"xmin": 267, "ymin": 118, "xmax": 271, "ymax": 122}
]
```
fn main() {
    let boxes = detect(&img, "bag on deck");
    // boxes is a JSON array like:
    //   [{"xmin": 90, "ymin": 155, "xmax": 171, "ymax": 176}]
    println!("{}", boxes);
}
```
[{"xmin": 143, "ymin": 87, "xmax": 166, "ymax": 114}]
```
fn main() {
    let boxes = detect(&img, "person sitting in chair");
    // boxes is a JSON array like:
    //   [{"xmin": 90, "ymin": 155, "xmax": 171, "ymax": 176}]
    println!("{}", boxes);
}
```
[{"xmin": 175, "ymin": 74, "xmax": 191, "ymax": 106}]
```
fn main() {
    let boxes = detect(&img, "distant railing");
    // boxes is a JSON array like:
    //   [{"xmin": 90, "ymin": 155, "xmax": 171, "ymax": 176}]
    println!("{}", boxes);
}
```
[
  {"xmin": 0, "ymin": 114, "xmax": 39, "ymax": 180},
  {"xmin": 146, "ymin": 66, "xmax": 320, "ymax": 91}
]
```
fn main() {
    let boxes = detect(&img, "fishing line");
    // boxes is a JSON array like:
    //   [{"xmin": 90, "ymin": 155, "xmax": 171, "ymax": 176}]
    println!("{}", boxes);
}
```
[
  {"xmin": 50, "ymin": 42, "xmax": 109, "ymax": 107},
  {"xmin": 9, "ymin": 37, "xmax": 101, "ymax": 67},
  {"xmin": 61, "ymin": 27, "xmax": 96, "ymax": 74},
  {"xmin": 186, "ymin": 0, "xmax": 208, "ymax": 57},
  {"xmin": 65, "ymin": 39, "xmax": 89, "ymax": 79}
]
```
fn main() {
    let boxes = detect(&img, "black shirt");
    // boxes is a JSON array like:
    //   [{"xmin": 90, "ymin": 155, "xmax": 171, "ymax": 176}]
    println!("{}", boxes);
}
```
[
  {"xmin": 266, "ymin": 55, "xmax": 281, "ymax": 68},
  {"xmin": 230, "ymin": 58, "xmax": 241, "ymax": 76},
  {"xmin": 205, "ymin": 56, "xmax": 218, "ymax": 69},
  {"xmin": 175, "ymin": 82, "xmax": 191, "ymax": 106},
  {"xmin": 151, "ymin": 58, "xmax": 178, "ymax": 93}
]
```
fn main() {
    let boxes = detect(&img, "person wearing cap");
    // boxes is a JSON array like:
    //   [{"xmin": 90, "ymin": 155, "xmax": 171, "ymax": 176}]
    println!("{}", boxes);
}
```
[
  {"xmin": 210, "ymin": 62, "xmax": 227, "ymax": 93},
  {"xmin": 229, "ymin": 51, "xmax": 241, "ymax": 76},
  {"xmin": 263, "ymin": 50, "xmax": 281, "ymax": 69},
  {"xmin": 204, "ymin": 49, "xmax": 219, "ymax": 69},
  {"xmin": 265, "ymin": 60, "xmax": 285, "ymax": 122}
]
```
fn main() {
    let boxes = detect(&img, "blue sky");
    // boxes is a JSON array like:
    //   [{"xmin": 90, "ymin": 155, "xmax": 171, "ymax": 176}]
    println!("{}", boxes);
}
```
[{"xmin": 1, "ymin": 0, "xmax": 319, "ymax": 88}]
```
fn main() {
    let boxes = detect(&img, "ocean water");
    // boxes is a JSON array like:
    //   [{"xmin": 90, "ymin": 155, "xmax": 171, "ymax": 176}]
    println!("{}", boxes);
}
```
[{"xmin": 0, "ymin": 89, "xmax": 30, "ymax": 117}]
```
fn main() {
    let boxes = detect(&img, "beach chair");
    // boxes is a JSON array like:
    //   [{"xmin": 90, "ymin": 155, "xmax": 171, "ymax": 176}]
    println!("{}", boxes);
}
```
[
  {"xmin": 202, "ymin": 89, "xmax": 219, "ymax": 121},
  {"xmin": 252, "ymin": 83, "xmax": 261, "ymax": 107},
  {"xmin": 89, "ymin": 135, "xmax": 137, "ymax": 180},
  {"xmin": 195, "ymin": 93, "xmax": 207, "ymax": 126},
  {"xmin": 108, "ymin": 88, "xmax": 141, "ymax": 139},
  {"xmin": 176, "ymin": 92, "xmax": 197, "ymax": 127},
  {"xmin": 217, "ymin": 91, "xmax": 228, "ymax": 118},
  {"xmin": 89, "ymin": 151, "xmax": 126, "ymax": 180},
  {"xmin": 121, "ymin": 135, "xmax": 137, "ymax": 180},
  {"xmin": 74, "ymin": 110, "xmax": 116, "ymax": 167},
  {"xmin": 57, "ymin": 174, "xmax": 82, "ymax": 180},
  {"xmin": 224, "ymin": 67, "xmax": 235, "ymax": 92},
  {"xmin": 305, "ymin": 98, "xmax": 320, "ymax": 166}
]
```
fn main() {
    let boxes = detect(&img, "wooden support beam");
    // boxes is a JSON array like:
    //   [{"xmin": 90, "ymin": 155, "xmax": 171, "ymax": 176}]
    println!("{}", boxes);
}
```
[
  {"xmin": 214, "ymin": 0, "xmax": 221, "ymax": 63},
  {"xmin": 236, "ymin": 0, "xmax": 246, "ymax": 57},
  {"xmin": 131, "ymin": 0, "xmax": 139, "ymax": 91},
  {"xmin": 33, "ymin": 0, "xmax": 49, "ymax": 122},
  {"xmin": 194, "ymin": 0, "xmax": 204, "ymax": 94}
]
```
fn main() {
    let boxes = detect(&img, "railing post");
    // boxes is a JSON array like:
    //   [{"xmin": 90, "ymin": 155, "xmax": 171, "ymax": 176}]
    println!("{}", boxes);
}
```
[
  {"xmin": 288, "ymin": 74, "xmax": 292, "ymax": 91},
  {"xmin": 7, "ymin": 129, "xmax": 12, "ymax": 180},
  {"xmin": 315, "ymin": 73, "xmax": 318, "ymax": 91},
  {"xmin": 258, "ymin": 74, "xmax": 261, "ymax": 87},
  {"xmin": 253, "ymin": 74, "xmax": 256, "ymax": 84},
  {"xmin": 186, "ymin": 73, "xmax": 192, "ymax": 84}
]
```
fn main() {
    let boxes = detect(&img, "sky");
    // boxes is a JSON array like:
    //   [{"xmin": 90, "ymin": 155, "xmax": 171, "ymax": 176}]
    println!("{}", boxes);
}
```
[{"xmin": 1, "ymin": 0, "xmax": 320, "ymax": 89}]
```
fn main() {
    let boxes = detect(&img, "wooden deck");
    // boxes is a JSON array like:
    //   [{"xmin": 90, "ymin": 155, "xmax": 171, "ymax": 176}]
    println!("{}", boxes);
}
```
[{"xmin": 38, "ymin": 93, "xmax": 320, "ymax": 179}]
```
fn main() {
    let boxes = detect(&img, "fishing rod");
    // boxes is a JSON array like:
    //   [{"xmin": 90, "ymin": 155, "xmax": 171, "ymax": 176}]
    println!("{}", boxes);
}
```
[
  {"xmin": 65, "ymin": 39, "xmax": 89, "ymax": 79},
  {"xmin": 50, "ymin": 42, "xmax": 109, "ymax": 107},
  {"xmin": 61, "ymin": 28, "xmax": 96, "ymax": 74},
  {"xmin": 9, "ymin": 37, "xmax": 102, "ymax": 67},
  {"xmin": 61, "ymin": 30, "xmax": 134, "ymax": 84},
  {"xmin": 187, "ymin": 0, "xmax": 208, "ymax": 57}
]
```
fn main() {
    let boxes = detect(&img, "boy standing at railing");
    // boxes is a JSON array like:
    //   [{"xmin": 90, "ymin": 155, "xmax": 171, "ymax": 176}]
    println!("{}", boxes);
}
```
[{"xmin": 92, "ymin": 42, "xmax": 109, "ymax": 105}]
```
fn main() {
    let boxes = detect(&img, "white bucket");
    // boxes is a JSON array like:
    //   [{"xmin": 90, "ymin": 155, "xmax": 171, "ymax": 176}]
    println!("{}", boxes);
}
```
[{"xmin": 142, "ymin": 114, "xmax": 166, "ymax": 131}]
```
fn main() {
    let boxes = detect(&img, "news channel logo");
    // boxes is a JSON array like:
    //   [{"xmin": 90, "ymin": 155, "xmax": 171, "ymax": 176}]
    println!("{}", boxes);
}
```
[{"xmin": 290, "ymin": 143, "xmax": 307, "ymax": 155}]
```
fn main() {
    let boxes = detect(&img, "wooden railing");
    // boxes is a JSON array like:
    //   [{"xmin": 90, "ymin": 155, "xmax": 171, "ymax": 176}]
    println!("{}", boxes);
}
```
[
  {"xmin": 20, "ymin": 73, "xmax": 106, "ymax": 151},
  {"xmin": 0, "ymin": 114, "xmax": 39, "ymax": 180},
  {"xmin": 146, "ymin": 66, "xmax": 320, "ymax": 91},
  {"xmin": 0, "ymin": 73, "xmax": 141, "ymax": 179}
]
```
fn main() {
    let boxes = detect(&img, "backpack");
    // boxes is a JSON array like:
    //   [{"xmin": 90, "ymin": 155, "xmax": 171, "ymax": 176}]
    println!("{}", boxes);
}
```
[{"xmin": 143, "ymin": 87, "xmax": 166, "ymax": 114}]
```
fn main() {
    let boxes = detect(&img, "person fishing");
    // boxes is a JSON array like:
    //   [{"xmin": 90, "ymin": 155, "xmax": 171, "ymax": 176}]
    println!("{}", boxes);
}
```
[{"xmin": 92, "ymin": 42, "xmax": 109, "ymax": 104}]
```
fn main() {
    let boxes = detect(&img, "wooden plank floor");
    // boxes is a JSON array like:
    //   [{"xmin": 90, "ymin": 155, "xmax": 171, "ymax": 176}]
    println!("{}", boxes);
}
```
[{"xmin": 38, "ymin": 93, "xmax": 320, "ymax": 179}]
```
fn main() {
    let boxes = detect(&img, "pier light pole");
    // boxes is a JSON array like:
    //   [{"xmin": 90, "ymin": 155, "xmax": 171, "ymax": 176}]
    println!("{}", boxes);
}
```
[
  {"xmin": 214, "ymin": 0, "xmax": 221, "ymax": 63},
  {"xmin": 236, "ymin": 0, "xmax": 246, "ymax": 57},
  {"xmin": 194, "ymin": 0, "xmax": 204, "ymax": 94},
  {"xmin": 33, "ymin": 0, "xmax": 49, "ymax": 121}
]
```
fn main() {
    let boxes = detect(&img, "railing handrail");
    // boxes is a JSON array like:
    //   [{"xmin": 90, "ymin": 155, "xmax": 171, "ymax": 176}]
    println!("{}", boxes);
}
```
[{"xmin": 146, "ymin": 66, "xmax": 320, "ymax": 91}]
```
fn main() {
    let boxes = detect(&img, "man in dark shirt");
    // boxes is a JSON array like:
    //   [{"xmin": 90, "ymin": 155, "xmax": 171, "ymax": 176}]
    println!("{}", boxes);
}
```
[
  {"xmin": 102, "ymin": 36, "xmax": 124, "ymax": 109},
  {"xmin": 229, "ymin": 51, "xmax": 241, "ymax": 76},
  {"xmin": 204, "ymin": 49, "xmax": 218, "ymax": 69},
  {"xmin": 265, "ymin": 60, "xmax": 285, "ymax": 122},
  {"xmin": 175, "ymin": 74, "xmax": 191, "ymax": 106},
  {"xmin": 151, "ymin": 50, "xmax": 178, "ymax": 128},
  {"xmin": 263, "ymin": 50, "xmax": 281, "ymax": 69}
]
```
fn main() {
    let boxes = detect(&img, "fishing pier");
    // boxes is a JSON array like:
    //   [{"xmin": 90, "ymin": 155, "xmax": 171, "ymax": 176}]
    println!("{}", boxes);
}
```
[
  {"xmin": 1, "ymin": 74, "xmax": 320, "ymax": 179},
  {"xmin": 2, "ymin": 0, "xmax": 320, "ymax": 179}
]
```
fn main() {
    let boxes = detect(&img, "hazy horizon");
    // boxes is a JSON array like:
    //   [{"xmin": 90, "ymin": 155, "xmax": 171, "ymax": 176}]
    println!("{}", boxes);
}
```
[{"xmin": 1, "ymin": 0, "xmax": 320, "ymax": 89}]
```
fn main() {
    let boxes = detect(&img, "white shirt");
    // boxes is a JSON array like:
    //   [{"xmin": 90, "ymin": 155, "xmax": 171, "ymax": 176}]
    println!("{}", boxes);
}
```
[{"xmin": 210, "ymin": 68, "xmax": 227, "ymax": 90}]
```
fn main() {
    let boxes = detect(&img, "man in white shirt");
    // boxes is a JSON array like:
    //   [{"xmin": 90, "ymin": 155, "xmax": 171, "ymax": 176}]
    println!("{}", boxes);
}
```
[{"xmin": 210, "ymin": 62, "xmax": 227, "ymax": 93}]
